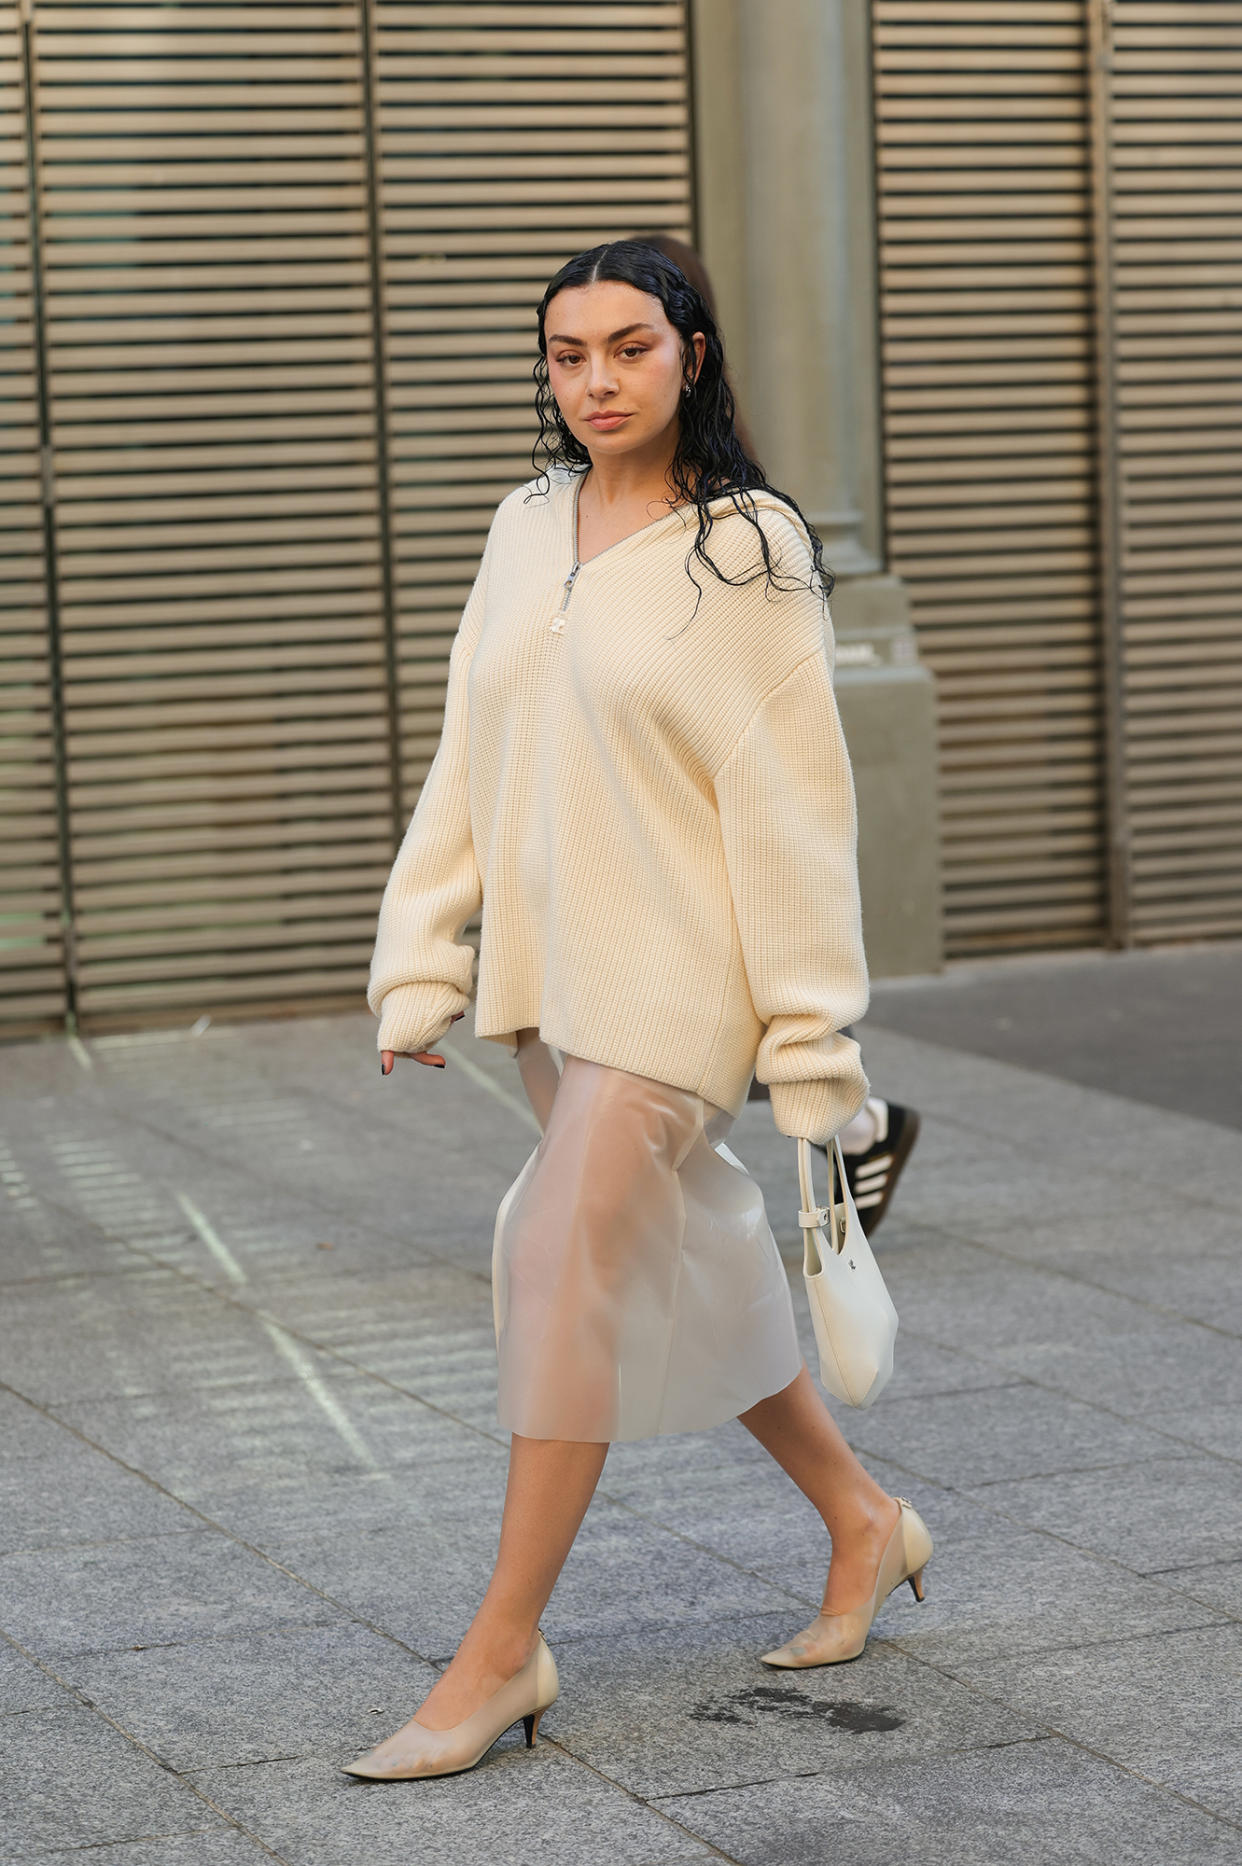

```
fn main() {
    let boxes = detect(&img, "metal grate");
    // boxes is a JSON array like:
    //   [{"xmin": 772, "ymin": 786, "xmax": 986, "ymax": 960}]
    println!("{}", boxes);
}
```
[
  {"xmin": 873, "ymin": 1, "xmax": 1107, "ymax": 956},
  {"xmin": 27, "ymin": 1, "xmax": 395, "ymax": 1030},
  {"xmin": 1104, "ymin": 0, "xmax": 1242, "ymax": 942}
]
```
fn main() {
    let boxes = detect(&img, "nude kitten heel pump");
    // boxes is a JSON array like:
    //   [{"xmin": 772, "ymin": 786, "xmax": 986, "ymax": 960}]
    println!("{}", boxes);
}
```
[
  {"xmin": 342, "ymin": 1632, "xmax": 559, "ymax": 1780},
  {"xmin": 761, "ymin": 1498, "xmax": 932, "ymax": 1669}
]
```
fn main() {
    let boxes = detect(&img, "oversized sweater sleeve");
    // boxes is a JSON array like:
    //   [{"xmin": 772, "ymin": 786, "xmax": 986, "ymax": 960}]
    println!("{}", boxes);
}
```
[
  {"xmin": 712, "ymin": 639, "xmax": 871, "ymax": 1144},
  {"xmin": 366, "ymin": 548, "xmax": 489, "ymax": 1055}
]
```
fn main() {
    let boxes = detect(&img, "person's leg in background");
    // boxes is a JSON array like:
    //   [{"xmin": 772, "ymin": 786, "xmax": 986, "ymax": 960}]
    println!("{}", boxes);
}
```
[{"xmin": 746, "ymin": 1028, "xmax": 921, "ymax": 1233}]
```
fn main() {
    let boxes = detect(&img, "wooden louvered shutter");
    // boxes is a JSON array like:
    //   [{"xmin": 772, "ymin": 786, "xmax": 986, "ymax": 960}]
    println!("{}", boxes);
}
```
[
  {"xmin": 369, "ymin": 2, "xmax": 693, "ymax": 817},
  {"xmin": 873, "ymin": 2, "xmax": 1106, "ymax": 956},
  {"xmin": 1, "ymin": 10, "xmax": 63, "ymax": 1035},
  {"xmin": 28, "ymin": 3, "xmax": 394, "ymax": 1030},
  {"xmin": 1096, "ymin": 1, "xmax": 1242, "ymax": 941}
]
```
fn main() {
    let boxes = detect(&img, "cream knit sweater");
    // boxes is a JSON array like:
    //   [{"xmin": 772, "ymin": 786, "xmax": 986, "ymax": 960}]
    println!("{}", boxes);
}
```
[{"xmin": 368, "ymin": 468, "xmax": 870, "ymax": 1143}]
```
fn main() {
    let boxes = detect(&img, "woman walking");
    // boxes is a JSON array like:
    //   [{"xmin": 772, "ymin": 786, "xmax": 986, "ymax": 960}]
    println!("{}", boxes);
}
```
[{"xmin": 346, "ymin": 241, "xmax": 932, "ymax": 1783}]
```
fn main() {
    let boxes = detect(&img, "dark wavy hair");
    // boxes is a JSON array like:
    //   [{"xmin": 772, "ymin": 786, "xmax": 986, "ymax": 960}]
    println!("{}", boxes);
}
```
[{"xmin": 529, "ymin": 240, "xmax": 833, "ymax": 610}]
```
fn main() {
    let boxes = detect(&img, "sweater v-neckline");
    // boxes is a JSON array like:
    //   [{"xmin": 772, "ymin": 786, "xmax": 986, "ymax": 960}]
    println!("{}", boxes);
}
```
[
  {"xmin": 565, "ymin": 472, "xmax": 805, "ymax": 576},
  {"xmin": 567, "ymin": 470, "xmax": 694, "ymax": 571}
]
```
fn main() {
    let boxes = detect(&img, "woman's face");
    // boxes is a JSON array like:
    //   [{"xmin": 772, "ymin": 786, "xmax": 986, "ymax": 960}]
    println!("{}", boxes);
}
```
[{"xmin": 544, "ymin": 279, "xmax": 704, "ymax": 461}]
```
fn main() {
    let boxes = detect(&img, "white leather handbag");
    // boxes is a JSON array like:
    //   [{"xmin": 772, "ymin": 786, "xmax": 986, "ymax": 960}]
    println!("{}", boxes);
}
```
[{"xmin": 798, "ymin": 1135, "xmax": 898, "ymax": 1409}]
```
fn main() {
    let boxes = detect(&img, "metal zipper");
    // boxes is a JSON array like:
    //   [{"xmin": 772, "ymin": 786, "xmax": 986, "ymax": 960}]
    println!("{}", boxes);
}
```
[
  {"xmin": 549, "ymin": 558, "xmax": 580, "ymax": 636},
  {"xmin": 550, "ymin": 473, "xmax": 586, "ymax": 635}
]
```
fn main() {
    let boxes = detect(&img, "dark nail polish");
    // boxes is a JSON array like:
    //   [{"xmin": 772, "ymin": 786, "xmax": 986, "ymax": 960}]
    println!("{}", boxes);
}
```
[{"xmin": 435, "ymin": 1061, "xmax": 446, "ymax": 1068}]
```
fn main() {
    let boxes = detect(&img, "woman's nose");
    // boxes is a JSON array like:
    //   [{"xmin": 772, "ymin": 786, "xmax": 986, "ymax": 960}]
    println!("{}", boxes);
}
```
[{"xmin": 587, "ymin": 358, "xmax": 618, "ymax": 397}]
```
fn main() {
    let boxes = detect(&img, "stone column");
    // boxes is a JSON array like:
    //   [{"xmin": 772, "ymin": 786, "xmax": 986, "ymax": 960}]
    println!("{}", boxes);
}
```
[
  {"xmin": 693, "ymin": 0, "xmax": 943, "ymax": 975},
  {"xmin": 735, "ymin": 0, "xmax": 876, "ymax": 573}
]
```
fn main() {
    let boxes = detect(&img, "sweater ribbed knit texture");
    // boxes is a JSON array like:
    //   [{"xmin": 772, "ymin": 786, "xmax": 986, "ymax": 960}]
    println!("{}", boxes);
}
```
[{"xmin": 368, "ymin": 468, "xmax": 870, "ymax": 1144}]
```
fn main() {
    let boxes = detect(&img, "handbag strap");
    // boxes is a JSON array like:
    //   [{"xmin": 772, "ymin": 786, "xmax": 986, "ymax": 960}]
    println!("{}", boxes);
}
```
[{"xmin": 797, "ymin": 1135, "xmax": 850, "ymax": 1256}]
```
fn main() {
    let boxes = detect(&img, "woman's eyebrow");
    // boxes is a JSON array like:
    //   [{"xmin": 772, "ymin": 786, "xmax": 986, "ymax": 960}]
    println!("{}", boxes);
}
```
[{"xmin": 546, "ymin": 323, "xmax": 658, "ymax": 346}]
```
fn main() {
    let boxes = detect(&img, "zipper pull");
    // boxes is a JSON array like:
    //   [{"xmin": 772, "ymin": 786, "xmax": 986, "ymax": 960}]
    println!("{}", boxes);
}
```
[{"xmin": 550, "ymin": 560, "xmax": 581, "ymax": 635}]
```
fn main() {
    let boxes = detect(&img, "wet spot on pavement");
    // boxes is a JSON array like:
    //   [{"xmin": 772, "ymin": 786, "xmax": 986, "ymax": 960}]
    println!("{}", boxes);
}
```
[{"xmin": 689, "ymin": 1682, "xmax": 903, "ymax": 1733}]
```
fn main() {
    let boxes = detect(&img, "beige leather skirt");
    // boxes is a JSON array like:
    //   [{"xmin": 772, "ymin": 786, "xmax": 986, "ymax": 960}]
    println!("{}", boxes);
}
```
[{"xmin": 491, "ymin": 1031, "xmax": 802, "ymax": 1443}]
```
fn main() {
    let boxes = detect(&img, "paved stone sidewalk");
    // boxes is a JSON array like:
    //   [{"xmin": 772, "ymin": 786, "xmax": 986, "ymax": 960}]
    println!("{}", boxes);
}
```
[{"xmin": 1, "ymin": 998, "xmax": 1240, "ymax": 1864}]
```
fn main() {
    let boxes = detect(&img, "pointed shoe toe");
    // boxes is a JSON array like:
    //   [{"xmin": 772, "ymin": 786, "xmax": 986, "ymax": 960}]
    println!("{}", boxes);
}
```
[
  {"xmin": 759, "ymin": 1498, "xmax": 933, "ymax": 1670},
  {"xmin": 341, "ymin": 1632, "xmax": 558, "ymax": 1782},
  {"xmin": 342, "ymin": 1747, "xmax": 421, "ymax": 1782},
  {"xmin": 760, "ymin": 1613, "xmax": 868, "ymax": 1669}
]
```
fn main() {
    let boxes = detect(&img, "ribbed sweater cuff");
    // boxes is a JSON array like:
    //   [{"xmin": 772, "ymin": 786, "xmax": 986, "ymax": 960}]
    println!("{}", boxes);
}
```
[
  {"xmin": 374, "ymin": 981, "xmax": 468, "ymax": 1055},
  {"xmin": 769, "ymin": 1072, "xmax": 870, "ymax": 1146}
]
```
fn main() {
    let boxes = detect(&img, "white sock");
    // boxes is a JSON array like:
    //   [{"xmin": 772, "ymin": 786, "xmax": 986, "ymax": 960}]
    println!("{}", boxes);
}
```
[{"xmin": 839, "ymin": 1096, "xmax": 888, "ymax": 1156}]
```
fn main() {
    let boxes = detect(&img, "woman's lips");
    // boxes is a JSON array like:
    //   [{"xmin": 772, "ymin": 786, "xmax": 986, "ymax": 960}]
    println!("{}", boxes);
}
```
[{"xmin": 586, "ymin": 413, "xmax": 631, "ymax": 429}]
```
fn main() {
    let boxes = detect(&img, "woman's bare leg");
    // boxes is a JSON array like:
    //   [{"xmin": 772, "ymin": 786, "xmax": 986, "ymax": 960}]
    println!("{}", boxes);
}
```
[
  {"xmin": 739, "ymin": 1366, "xmax": 900, "ymax": 1612},
  {"xmin": 400, "ymin": 1033, "xmax": 597, "ymax": 1730},
  {"xmin": 413, "ymin": 1432, "xmax": 608, "ymax": 1729}
]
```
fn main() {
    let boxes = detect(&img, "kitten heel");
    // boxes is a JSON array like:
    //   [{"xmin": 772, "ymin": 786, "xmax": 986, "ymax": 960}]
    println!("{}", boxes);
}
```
[
  {"xmin": 342, "ymin": 1631, "xmax": 558, "ymax": 1780},
  {"xmin": 908, "ymin": 1566, "xmax": 926, "ymax": 1603}
]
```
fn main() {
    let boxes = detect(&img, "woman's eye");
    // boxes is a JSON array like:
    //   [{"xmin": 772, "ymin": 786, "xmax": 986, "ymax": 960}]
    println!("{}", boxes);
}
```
[
  {"xmin": 621, "ymin": 346, "xmax": 647, "ymax": 359},
  {"xmin": 555, "ymin": 352, "xmax": 581, "ymax": 366}
]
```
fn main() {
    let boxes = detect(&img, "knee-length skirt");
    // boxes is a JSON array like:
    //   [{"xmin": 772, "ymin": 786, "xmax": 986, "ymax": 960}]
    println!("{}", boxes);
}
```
[{"xmin": 491, "ymin": 1032, "xmax": 803, "ymax": 1443}]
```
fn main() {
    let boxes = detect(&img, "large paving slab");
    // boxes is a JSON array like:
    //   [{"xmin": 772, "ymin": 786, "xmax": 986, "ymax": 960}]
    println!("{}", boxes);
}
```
[
  {"xmin": 59, "ymin": 1621, "xmax": 440, "ymax": 1774},
  {"xmin": 50, "ymin": 1367, "xmax": 487, "ymax": 1502},
  {"xmin": 0, "ymin": 1265, "xmax": 348, "ymax": 1407},
  {"xmin": 953, "ymin": 1623, "xmax": 1242, "ymax": 1825},
  {"xmin": 0, "ymin": 1702, "xmax": 230, "ymax": 1856},
  {"xmin": 657, "ymin": 1733, "xmax": 1241, "ymax": 1866},
  {"xmin": 0, "ymin": 1529, "xmax": 344, "ymax": 1660},
  {"xmin": 0, "ymin": 1442, "xmax": 198, "ymax": 1557},
  {"xmin": 226, "ymin": 1258, "xmax": 505, "ymax": 1431},
  {"xmin": 0, "ymin": 1838, "xmax": 280, "ymax": 1866},
  {"xmin": 967, "ymin": 1453, "xmax": 1242, "ymax": 1574},
  {"xmin": 843, "ymin": 1381, "xmax": 1178, "ymax": 1489},
  {"xmin": 188, "ymin": 1749, "xmax": 721, "ymax": 1866},
  {"xmin": 1165, "ymin": 1559, "xmax": 1242, "ymax": 1618},
  {"xmin": 0, "ymin": 1646, "xmax": 68, "ymax": 1717}
]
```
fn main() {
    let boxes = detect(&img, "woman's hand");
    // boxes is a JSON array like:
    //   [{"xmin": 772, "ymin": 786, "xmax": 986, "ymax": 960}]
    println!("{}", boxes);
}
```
[{"xmin": 381, "ymin": 1012, "xmax": 465, "ymax": 1075}]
